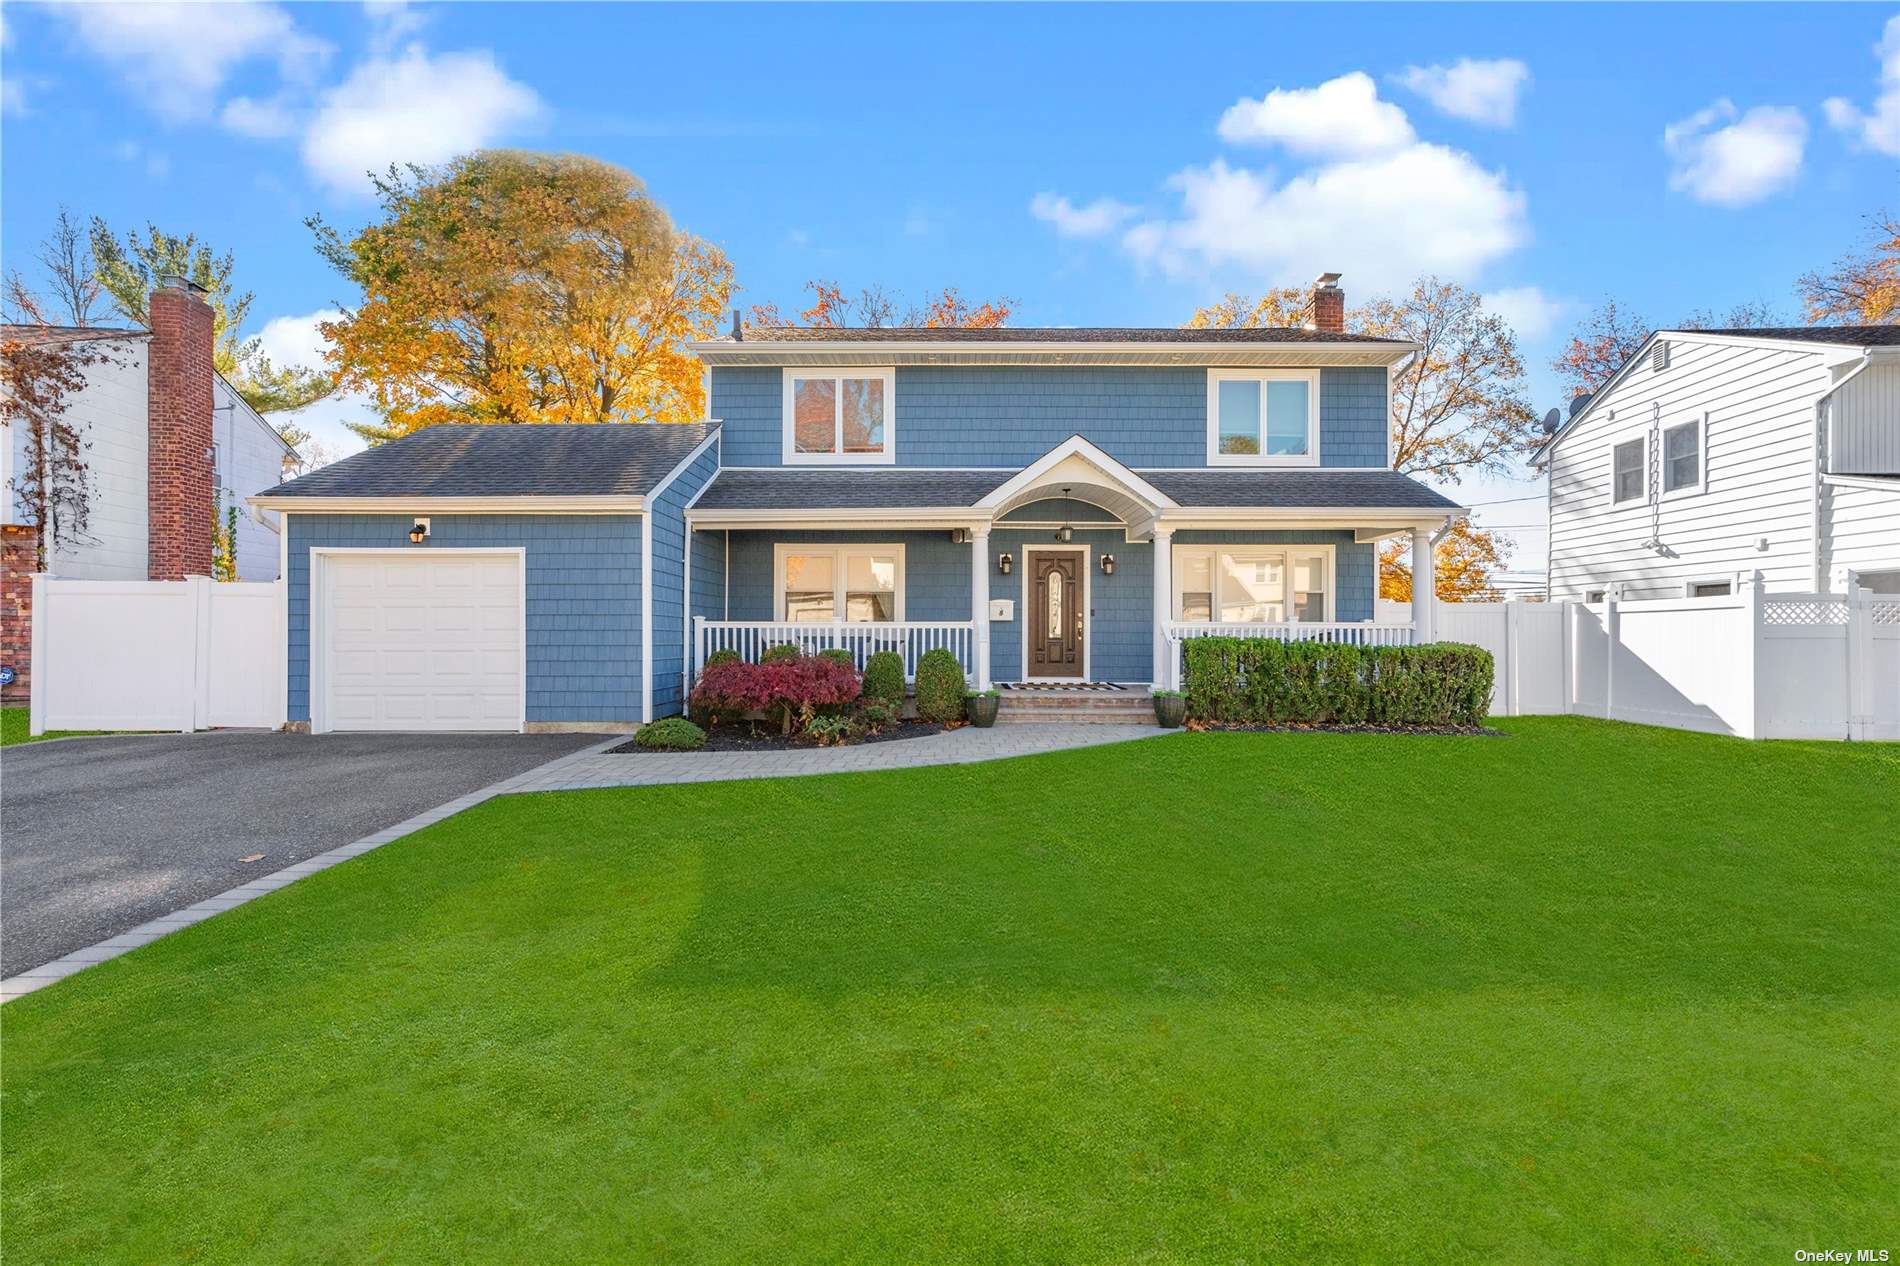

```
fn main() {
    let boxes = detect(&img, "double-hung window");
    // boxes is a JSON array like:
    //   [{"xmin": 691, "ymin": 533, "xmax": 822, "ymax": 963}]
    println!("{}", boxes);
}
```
[
  {"xmin": 775, "ymin": 544, "xmax": 904, "ymax": 622},
  {"xmin": 783, "ymin": 368, "xmax": 895, "ymax": 463},
  {"xmin": 1661, "ymin": 415, "xmax": 1704, "ymax": 495},
  {"xmin": 1207, "ymin": 370, "xmax": 1319, "ymax": 466},
  {"xmin": 1173, "ymin": 545, "xmax": 1333, "ymax": 623},
  {"xmin": 1611, "ymin": 437, "xmax": 1646, "ymax": 504}
]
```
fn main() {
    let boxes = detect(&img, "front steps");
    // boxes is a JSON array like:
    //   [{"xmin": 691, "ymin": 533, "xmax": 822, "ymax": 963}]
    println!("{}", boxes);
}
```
[{"xmin": 993, "ymin": 685, "xmax": 1155, "ymax": 725}]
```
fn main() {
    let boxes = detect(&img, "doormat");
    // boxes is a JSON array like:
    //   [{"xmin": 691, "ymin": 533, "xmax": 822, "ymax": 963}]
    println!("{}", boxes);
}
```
[{"xmin": 998, "ymin": 681, "xmax": 1127, "ymax": 692}]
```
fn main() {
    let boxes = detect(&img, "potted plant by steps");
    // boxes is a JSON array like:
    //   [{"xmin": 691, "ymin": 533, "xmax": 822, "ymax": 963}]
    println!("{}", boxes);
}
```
[
  {"xmin": 1151, "ymin": 689, "xmax": 1187, "ymax": 728},
  {"xmin": 966, "ymin": 689, "xmax": 1001, "ymax": 728}
]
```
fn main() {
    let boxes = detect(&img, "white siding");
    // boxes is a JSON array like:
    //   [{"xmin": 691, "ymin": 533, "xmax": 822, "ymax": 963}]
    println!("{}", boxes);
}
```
[
  {"xmin": 1826, "ymin": 360, "xmax": 1900, "ymax": 475},
  {"xmin": 1547, "ymin": 337, "xmax": 1832, "ymax": 601},
  {"xmin": 39, "ymin": 342, "xmax": 152, "ymax": 581},
  {"xmin": 214, "ymin": 378, "xmax": 291, "ymax": 581},
  {"xmin": 1821, "ymin": 478, "xmax": 1900, "ymax": 579}
]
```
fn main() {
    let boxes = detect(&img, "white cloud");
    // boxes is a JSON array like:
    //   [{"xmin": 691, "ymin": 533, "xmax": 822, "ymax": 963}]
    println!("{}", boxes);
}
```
[
  {"xmin": 364, "ymin": 0, "xmax": 430, "ymax": 56},
  {"xmin": 1217, "ymin": 72, "xmax": 1415, "ymax": 157},
  {"xmin": 300, "ymin": 44, "xmax": 543, "ymax": 194},
  {"xmin": 1663, "ymin": 99, "xmax": 1806, "ymax": 206},
  {"xmin": 1823, "ymin": 14, "xmax": 1900, "ymax": 157},
  {"xmin": 57, "ymin": 1, "xmax": 329, "ymax": 121},
  {"xmin": 221, "ymin": 94, "xmax": 301, "ymax": 139},
  {"xmin": 1394, "ymin": 58, "xmax": 1531, "ymax": 128},
  {"xmin": 1481, "ymin": 286, "xmax": 1567, "ymax": 342},
  {"xmin": 256, "ymin": 310, "xmax": 344, "ymax": 374},
  {"xmin": 1120, "ymin": 146, "xmax": 1528, "ymax": 293},
  {"xmin": 1029, "ymin": 193, "xmax": 1136, "ymax": 238}
]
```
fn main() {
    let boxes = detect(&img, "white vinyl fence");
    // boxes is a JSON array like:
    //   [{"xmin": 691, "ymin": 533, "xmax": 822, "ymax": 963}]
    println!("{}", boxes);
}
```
[
  {"xmin": 1433, "ymin": 577, "xmax": 1900, "ymax": 740},
  {"xmin": 30, "ymin": 575, "xmax": 286, "ymax": 735}
]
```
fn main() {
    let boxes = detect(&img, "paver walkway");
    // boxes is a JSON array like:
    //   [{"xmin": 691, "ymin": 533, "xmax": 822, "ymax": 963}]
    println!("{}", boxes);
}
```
[
  {"xmin": 504, "ymin": 724, "xmax": 1177, "ymax": 793},
  {"xmin": 2, "ymin": 724, "xmax": 1174, "ymax": 1001}
]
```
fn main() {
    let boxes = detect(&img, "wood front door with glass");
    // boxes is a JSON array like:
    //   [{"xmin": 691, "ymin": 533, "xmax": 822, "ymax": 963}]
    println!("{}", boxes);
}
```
[{"xmin": 1028, "ymin": 551, "xmax": 1084, "ymax": 678}]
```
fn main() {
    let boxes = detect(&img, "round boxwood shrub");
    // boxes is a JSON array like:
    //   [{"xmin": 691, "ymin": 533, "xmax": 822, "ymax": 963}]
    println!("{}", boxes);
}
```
[
  {"xmin": 913, "ymin": 647, "xmax": 967, "ymax": 724},
  {"xmin": 862, "ymin": 650, "xmax": 905, "ymax": 704},
  {"xmin": 817, "ymin": 648, "xmax": 858, "ymax": 671},
  {"xmin": 635, "ymin": 717, "xmax": 706, "ymax": 751},
  {"xmin": 703, "ymin": 648, "xmax": 741, "ymax": 671},
  {"xmin": 760, "ymin": 642, "xmax": 801, "ymax": 664}
]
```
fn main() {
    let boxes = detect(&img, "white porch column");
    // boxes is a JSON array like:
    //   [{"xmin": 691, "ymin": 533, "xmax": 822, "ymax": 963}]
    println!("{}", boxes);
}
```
[
  {"xmin": 1152, "ymin": 524, "xmax": 1174, "ymax": 688},
  {"xmin": 971, "ymin": 526, "xmax": 992, "ymax": 689},
  {"xmin": 1411, "ymin": 526, "xmax": 1437, "ymax": 644}
]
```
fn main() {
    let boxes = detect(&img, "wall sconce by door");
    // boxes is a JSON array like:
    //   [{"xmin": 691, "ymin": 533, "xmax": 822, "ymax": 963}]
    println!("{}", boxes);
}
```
[
  {"xmin": 1100, "ymin": 553, "xmax": 1116, "ymax": 576},
  {"xmin": 997, "ymin": 552, "xmax": 1013, "ymax": 575},
  {"xmin": 409, "ymin": 517, "xmax": 430, "ymax": 545}
]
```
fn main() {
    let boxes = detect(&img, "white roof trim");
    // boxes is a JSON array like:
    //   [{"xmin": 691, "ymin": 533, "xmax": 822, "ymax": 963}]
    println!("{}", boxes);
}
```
[
  {"xmin": 249, "ymin": 495, "xmax": 645, "ymax": 514},
  {"xmin": 692, "ymin": 338, "xmax": 1419, "ymax": 369},
  {"xmin": 973, "ymin": 435, "xmax": 1178, "ymax": 521}
]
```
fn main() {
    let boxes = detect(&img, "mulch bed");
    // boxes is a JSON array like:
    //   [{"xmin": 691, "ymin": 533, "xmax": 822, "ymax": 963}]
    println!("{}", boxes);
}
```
[
  {"xmin": 1188, "ymin": 722, "xmax": 1508, "ymax": 738},
  {"xmin": 611, "ymin": 720, "xmax": 948, "ymax": 755}
]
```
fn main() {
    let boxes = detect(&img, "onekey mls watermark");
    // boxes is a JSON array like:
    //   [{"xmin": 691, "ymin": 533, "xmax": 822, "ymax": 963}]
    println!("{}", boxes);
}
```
[{"xmin": 1795, "ymin": 1251, "xmax": 1889, "ymax": 1263}]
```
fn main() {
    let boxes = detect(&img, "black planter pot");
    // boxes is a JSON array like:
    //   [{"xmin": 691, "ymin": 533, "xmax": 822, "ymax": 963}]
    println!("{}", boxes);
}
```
[
  {"xmin": 967, "ymin": 694, "xmax": 1000, "ymax": 728},
  {"xmin": 1153, "ymin": 694, "xmax": 1187, "ymax": 728}
]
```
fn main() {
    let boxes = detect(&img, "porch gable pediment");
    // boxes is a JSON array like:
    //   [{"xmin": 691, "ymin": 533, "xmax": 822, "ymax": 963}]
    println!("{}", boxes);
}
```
[{"xmin": 973, "ymin": 436, "xmax": 1177, "ymax": 527}]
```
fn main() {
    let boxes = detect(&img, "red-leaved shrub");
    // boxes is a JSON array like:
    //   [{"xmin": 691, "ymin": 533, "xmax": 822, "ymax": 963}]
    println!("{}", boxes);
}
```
[{"xmin": 690, "ymin": 655, "xmax": 862, "ymax": 735}]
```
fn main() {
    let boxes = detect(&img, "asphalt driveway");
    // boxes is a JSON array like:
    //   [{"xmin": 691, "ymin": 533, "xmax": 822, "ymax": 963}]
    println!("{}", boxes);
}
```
[{"xmin": 1, "ymin": 731, "xmax": 601, "ymax": 976}]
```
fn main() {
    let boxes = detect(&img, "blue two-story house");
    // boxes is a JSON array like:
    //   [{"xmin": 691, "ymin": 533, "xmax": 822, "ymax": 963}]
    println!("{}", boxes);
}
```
[{"xmin": 252, "ymin": 308, "xmax": 1463, "ymax": 732}]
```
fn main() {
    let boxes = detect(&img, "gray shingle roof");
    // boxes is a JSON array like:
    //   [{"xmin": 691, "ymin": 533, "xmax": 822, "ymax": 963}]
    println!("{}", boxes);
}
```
[
  {"xmin": 1683, "ymin": 325, "xmax": 1900, "ymax": 347},
  {"xmin": 725, "ymin": 326, "xmax": 1410, "ymax": 345},
  {"xmin": 261, "ymin": 423, "xmax": 719, "ymax": 499},
  {"xmin": 693, "ymin": 468, "xmax": 1460, "ymax": 512}
]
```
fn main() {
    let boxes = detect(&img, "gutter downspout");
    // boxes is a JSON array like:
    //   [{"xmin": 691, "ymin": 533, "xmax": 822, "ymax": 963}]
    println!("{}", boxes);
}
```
[{"xmin": 1812, "ymin": 352, "xmax": 1874, "ymax": 591}]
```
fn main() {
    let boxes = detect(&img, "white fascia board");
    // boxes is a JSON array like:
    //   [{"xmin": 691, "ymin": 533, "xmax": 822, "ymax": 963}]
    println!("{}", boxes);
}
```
[
  {"xmin": 685, "ymin": 506, "xmax": 990, "ymax": 530},
  {"xmin": 690, "ymin": 339, "xmax": 1420, "ymax": 368},
  {"xmin": 247, "ymin": 495, "xmax": 646, "ymax": 514},
  {"xmin": 973, "ymin": 435, "xmax": 1179, "ymax": 511},
  {"xmin": 1822, "ymin": 473, "xmax": 1900, "ymax": 494},
  {"xmin": 1157, "ymin": 508, "xmax": 1465, "ymax": 531},
  {"xmin": 644, "ymin": 427, "xmax": 723, "ymax": 504}
]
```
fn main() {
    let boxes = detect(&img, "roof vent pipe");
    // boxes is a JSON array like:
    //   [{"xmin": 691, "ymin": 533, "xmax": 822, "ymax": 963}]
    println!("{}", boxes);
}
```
[{"xmin": 730, "ymin": 309, "xmax": 742, "ymax": 341}]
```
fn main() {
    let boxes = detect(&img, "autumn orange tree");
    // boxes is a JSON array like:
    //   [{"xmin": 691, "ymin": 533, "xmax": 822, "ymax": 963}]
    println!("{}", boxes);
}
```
[
  {"xmin": 1376, "ymin": 520, "xmax": 1505, "ymax": 603},
  {"xmin": 1799, "ymin": 210, "xmax": 1900, "ymax": 325},
  {"xmin": 1550, "ymin": 299, "xmax": 1780, "ymax": 398},
  {"xmin": 747, "ymin": 280, "xmax": 1012, "ymax": 330},
  {"xmin": 1187, "ymin": 278, "xmax": 1534, "ymax": 600},
  {"xmin": 310, "ymin": 151, "xmax": 732, "ymax": 441}
]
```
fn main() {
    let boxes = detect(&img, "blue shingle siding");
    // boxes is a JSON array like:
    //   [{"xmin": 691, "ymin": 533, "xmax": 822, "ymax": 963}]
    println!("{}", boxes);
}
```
[
  {"xmin": 1318, "ymin": 368, "xmax": 1389, "ymax": 468},
  {"xmin": 712, "ymin": 366, "xmax": 1387, "ymax": 470},
  {"xmin": 284, "ymin": 513, "xmax": 642, "ymax": 725},
  {"xmin": 691, "ymin": 528, "xmax": 727, "ymax": 623},
  {"xmin": 725, "ymin": 530, "xmax": 973, "ymax": 621},
  {"xmin": 1171, "ymin": 529, "xmax": 1376, "ymax": 622},
  {"xmin": 986, "ymin": 530, "xmax": 1153, "ymax": 683},
  {"xmin": 648, "ymin": 443, "xmax": 719, "ymax": 717}
]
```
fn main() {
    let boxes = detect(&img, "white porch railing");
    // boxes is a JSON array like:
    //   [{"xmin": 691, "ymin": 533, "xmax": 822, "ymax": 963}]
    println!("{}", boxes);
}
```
[
  {"xmin": 1164, "ymin": 621, "xmax": 1417, "ymax": 648},
  {"xmin": 694, "ymin": 618, "xmax": 976, "ymax": 680}
]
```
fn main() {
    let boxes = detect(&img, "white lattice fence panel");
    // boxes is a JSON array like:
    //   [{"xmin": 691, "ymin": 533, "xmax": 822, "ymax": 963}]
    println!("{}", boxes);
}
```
[{"xmin": 1762, "ymin": 598, "xmax": 1848, "ymax": 625}]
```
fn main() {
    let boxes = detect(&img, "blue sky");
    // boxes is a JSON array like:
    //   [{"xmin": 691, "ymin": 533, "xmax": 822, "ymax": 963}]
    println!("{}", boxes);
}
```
[{"xmin": 4, "ymin": 2, "xmax": 1897, "ymax": 572}]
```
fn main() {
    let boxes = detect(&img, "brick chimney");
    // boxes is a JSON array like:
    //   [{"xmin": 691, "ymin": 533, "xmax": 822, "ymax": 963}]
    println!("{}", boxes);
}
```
[
  {"xmin": 146, "ymin": 276, "xmax": 215, "ymax": 580},
  {"xmin": 1310, "ymin": 272, "xmax": 1345, "ymax": 334}
]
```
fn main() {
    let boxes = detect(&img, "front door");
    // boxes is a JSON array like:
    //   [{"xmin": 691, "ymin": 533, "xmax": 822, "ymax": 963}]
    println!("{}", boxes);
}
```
[{"xmin": 1028, "ymin": 551, "xmax": 1085, "ymax": 678}]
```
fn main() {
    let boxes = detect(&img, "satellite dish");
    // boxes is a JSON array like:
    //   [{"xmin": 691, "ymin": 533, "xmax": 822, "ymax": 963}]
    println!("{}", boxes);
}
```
[{"xmin": 1541, "ymin": 407, "xmax": 1562, "ymax": 435}]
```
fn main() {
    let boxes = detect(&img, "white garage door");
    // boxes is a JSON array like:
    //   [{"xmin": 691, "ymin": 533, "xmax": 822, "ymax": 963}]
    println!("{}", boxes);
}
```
[{"xmin": 319, "ymin": 551, "xmax": 524, "ymax": 732}]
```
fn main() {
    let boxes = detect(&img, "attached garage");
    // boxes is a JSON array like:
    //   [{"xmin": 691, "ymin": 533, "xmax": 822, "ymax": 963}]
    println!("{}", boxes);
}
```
[{"xmin": 315, "ymin": 550, "xmax": 524, "ymax": 732}]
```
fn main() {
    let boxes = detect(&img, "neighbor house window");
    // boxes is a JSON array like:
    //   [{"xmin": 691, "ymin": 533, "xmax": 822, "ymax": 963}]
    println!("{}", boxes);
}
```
[
  {"xmin": 782, "ymin": 368, "xmax": 896, "ymax": 463},
  {"xmin": 1662, "ymin": 416, "xmax": 1704, "ymax": 494},
  {"xmin": 1173, "ymin": 546, "xmax": 1332, "ymax": 623},
  {"xmin": 1206, "ymin": 370, "xmax": 1319, "ymax": 466},
  {"xmin": 775, "ymin": 544, "xmax": 903, "ymax": 621},
  {"xmin": 1687, "ymin": 580, "xmax": 1731, "ymax": 598},
  {"xmin": 1612, "ymin": 437, "xmax": 1645, "ymax": 504}
]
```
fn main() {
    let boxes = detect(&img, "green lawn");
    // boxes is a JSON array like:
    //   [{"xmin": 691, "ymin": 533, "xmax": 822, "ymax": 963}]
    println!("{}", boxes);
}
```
[
  {"xmin": 4, "ymin": 719, "xmax": 1896, "ymax": 1263},
  {"xmin": 0, "ymin": 705, "xmax": 143, "ymax": 746}
]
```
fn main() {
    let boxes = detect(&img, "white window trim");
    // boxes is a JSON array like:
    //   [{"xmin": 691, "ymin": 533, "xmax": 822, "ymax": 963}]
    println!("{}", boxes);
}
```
[
  {"xmin": 1659, "ymin": 411, "xmax": 1709, "ymax": 500},
  {"xmin": 781, "ymin": 367, "xmax": 897, "ymax": 465},
  {"xmin": 1205, "ymin": 368, "xmax": 1321, "ymax": 468},
  {"xmin": 1170, "ymin": 543, "xmax": 1336, "ymax": 623},
  {"xmin": 771, "ymin": 542, "xmax": 906, "ymax": 621},
  {"xmin": 1020, "ymin": 544, "xmax": 1090, "ymax": 683},
  {"xmin": 1610, "ymin": 434, "xmax": 1647, "ymax": 505}
]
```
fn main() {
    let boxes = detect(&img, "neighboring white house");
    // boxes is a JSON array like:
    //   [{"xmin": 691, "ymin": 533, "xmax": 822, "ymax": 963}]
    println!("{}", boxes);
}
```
[
  {"xmin": 1, "ymin": 320, "xmax": 299, "ymax": 583},
  {"xmin": 1537, "ymin": 325, "xmax": 1900, "ymax": 602}
]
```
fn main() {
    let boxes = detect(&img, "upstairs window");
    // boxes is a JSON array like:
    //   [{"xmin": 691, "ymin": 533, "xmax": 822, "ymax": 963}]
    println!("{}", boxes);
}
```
[
  {"xmin": 782, "ymin": 368, "xmax": 895, "ymax": 464},
  {"xmin": 1207, "ymin": 370, "xmax": 1319, "ymax": 466},
  {"xmin": 1662, "ymin": 415, "xmax": 1705, "ymax": 495},
  {"xmin": 1612, "ymin": 437, "xmax": 1646, "ymax": 504}
]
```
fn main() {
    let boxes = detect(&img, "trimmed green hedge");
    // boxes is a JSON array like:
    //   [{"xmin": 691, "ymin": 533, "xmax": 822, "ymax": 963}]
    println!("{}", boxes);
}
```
[
  {"xmin": 760, "ymin": 643, "xmax": 801, "ymax": 664},
  {"xmin": 913, "ymin": 648, "xmax": 967, "ymax": 724},
  {"xmin": 636, "ymin": 717, "xmax": 707, "ymax": 750},
  {"xmin": 862, "ymin": 651, "xmax": 905, "ymax": 704},
  {"xmin": 703, "ymin": 649, "xmax": 741, "ymax": 672},
  {"xmin": 1182, "ymin": 639, "xmax": 1493, "ymax": 728}
]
